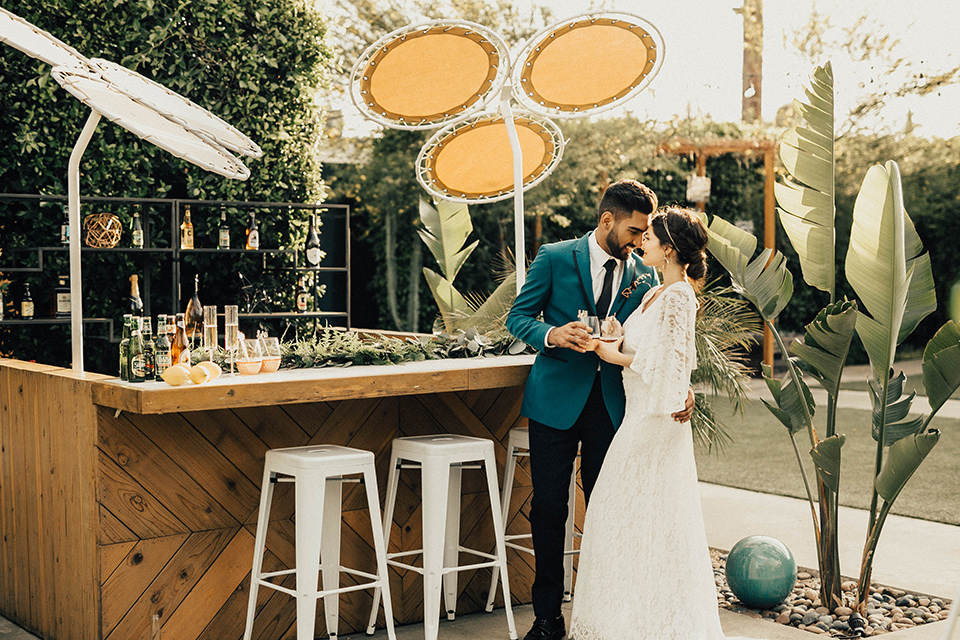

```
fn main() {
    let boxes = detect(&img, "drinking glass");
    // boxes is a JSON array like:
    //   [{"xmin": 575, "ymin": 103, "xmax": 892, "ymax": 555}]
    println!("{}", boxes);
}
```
[
  {"xmin": 259, "ymin": 336, "xmax": 281, "ymax": 373},
  {"xmin": 580, "ymin": 314, "xmax": 600, "ymax": 351},
  {"xmin": 202, "ymin": 305, "xmax": 218, "ymax": 362},
  {"xmin": 599, "ymin": 316, "xmax": 623, "ymax": 343},
  {"xmin": 224, "ymin": 305, "xmax": 239, "ymax": 375},
  {"xmin": 237, "ymin": 338, "xmax": 262, "ymax": 376}
]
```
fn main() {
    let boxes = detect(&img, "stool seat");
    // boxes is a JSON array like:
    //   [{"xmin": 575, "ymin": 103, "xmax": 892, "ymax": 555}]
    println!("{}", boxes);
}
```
[
  {"xmin": 266, "ymin": 444, "xmax": 373, "ymax": 470},
  {"xmin": 391, "ymin": 434, "xmax": 491, "ymax": 459}
]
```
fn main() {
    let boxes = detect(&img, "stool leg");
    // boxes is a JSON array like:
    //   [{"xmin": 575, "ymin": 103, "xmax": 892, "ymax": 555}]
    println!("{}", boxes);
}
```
[
  {"xmin": 367, "ymin": 450, "xmax": 400, "ymax": 635},
  {"xmin": 486, "ymin": 442, "xmax": 518, "ymax": 612},
  {"xmin": 484, "ymin": 451, "xmax": 518, "ymax": 640},
  {"xmin": 363, "ymin": 466, "xmax": 397, "ymax": 640},
  {"xmin": 296, "ymin": 470, "xmax": 324, "ymax": 640},
  {"xmin": 562, "ymin": 462, "xmax": 577, "ymax": 602},
  {"xmin": 321, "ymin": 477, "xmax": 343, "ymax": 638},
  {"xmin": 442, "ymin": 464, "xmax": 462, "ymax": 621},
  {"xmin": 244, "ymin": 467, "xmax": 276, "ymax": 640},
  {"xmin": 421, "ymin": 459, "xmax": 450, "ymax": 640}
]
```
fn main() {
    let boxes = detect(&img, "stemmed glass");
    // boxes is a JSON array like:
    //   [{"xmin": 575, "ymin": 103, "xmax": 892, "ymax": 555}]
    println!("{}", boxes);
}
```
[
  {"xmin": 224, "ymin": 305, "xmax": 239, "ymax": 375},
  {"xmin": 202, "ymin": 305, "xmax": 218, "ymax": 362}
]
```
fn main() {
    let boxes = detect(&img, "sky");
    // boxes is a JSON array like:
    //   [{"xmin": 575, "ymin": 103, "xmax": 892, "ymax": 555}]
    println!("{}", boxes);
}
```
[{"xmin": 328, "ymin": 0, "xmax": 960, "ymax": 138}]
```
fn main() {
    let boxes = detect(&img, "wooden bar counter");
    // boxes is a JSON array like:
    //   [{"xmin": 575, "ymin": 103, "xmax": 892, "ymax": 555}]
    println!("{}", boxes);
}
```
[{"xmin": 0, "ymin": 355, "xmax": 541, "ymax": 640}]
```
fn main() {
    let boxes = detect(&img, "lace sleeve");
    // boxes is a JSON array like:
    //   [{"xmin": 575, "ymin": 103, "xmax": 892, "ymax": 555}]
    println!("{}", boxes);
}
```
[{"xmin": 629, "ymin": 283, "xmax": 698, "ymax": 415}]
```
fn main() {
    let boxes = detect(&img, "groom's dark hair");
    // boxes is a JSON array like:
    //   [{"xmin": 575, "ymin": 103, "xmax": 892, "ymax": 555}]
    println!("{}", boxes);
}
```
[{"xmin": 598, "ymin": 179, "xmax": 658, "ymax": 219}]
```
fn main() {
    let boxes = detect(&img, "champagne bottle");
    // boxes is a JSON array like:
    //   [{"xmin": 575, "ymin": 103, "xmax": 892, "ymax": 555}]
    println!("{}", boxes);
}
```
[
  {"xmin": 119, "ymin": 314, "xmax": 132, "ymax": 381},
  {"xmin": 21, "ymin": 282, "xmax": 34, "ymax": 319},
  {"xmin": 129, "ymin": 317, "xmax": 146, "ymax": 383},
  {"xmin": 295, "ymin": 275, "xmax": 309, "ymax": 313},
  {"xmin": 132, "ymin": 205, "xmax": 144, "ymax": 249},
  {"xmin": 154, "ymin": 314, "xmax": 172, "ymax": 379},
  {"xmin": 184, "ymin": 274, "xmax": 203, "ymax": 344},
  {"xmin": 129, "ymin": 274, "xmax": 144, "ymax": 315},
  {"xmin": 217, "ymin": 206, "xmax": 230, "ymax": 250},
  {"xmin": 142, "ymin": 316, "xmax": 156, "ymax": 381},
  {"xmin": 304, "ymin": 212, "xmax": 323, "ymax": 267},
  {"xmin": 171, "ymin": 313, "xmax": 191, "ymax": 365},
  {"xmin": 245, "ymin": 212, "xmax": 259, "ymax": 250},
  {"xmin": 180, "ymin": 205, "xmax": 194, "ymax": 250},
  {"xmin": 60, "ymin": 204, "xmax": 70, "ymax": 246},
  {"xmin": 53, "ymin": 274, "xmax": 71, "ymax": 318}
]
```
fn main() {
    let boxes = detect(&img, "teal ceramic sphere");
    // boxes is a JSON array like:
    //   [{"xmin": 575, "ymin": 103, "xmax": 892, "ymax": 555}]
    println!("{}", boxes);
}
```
[{"xmin": 725, "ymin": 535, "xmax": 797, "ymax": 609}]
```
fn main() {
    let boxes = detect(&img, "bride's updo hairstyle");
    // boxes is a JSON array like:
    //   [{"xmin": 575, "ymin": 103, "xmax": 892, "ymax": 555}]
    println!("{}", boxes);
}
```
[{"xmin": 650, "ymin": 207, "xmax": 709, "ymax": 284}]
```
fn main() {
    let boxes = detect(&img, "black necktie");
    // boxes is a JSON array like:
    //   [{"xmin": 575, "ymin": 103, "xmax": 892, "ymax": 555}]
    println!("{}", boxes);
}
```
[{"xmin": 596, "ymin": 258, "xmax": 617, "ymax": 318}]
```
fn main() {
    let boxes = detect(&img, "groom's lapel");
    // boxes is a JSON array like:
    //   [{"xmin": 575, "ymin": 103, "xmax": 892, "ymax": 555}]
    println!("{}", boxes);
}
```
[
  {"xmin": 609, "ymin": 259, "xmax": 636, "ymax": 317},
  {"xmin": 572, "ymin": 235, "xmax": 595, "ymax": 316}
]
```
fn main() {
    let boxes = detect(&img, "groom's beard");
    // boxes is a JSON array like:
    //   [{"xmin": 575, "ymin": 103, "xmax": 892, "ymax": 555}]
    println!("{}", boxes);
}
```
[{"xmin": 604, "ymin": 229, "xmax": 636, "ymax": 261}]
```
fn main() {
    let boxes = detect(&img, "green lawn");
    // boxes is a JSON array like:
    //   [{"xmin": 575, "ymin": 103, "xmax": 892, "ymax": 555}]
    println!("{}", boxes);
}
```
[{"xmin": 695, "ymin": 397, "xmax": 960, "ymax": 526}]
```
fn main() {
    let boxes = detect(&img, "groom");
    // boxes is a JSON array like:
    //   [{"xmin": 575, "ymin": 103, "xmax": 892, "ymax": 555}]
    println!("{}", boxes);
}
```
[{"xmin": 506, "ymin": 179, "xmax": 693, "ymax": 640}]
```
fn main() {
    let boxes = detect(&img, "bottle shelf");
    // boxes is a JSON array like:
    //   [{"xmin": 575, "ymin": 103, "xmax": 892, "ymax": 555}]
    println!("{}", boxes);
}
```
[
  {"xmin": 0, "ymin": 317, "xmax": 113, "ymax": 325},
  {"xmin": 178, "ymin": 248, "xmax": 296, "ymax": 254},
  {"xmin": 238, "ymin": 311, "xmax": 347, "ymax": 319}
]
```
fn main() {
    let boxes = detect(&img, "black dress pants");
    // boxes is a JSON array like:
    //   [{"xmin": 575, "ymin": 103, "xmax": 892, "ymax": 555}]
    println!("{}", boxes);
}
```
[{"xmin": 527, "ymin": 370, "xmax": 616, "ymax": 618}]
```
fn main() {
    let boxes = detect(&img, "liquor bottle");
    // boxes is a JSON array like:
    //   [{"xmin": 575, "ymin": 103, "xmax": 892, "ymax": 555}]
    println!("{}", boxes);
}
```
[
  {"xmin": 129, "ymin": 274, "xmax": 144, "ymax": 315},
  {"xmin": 142, "ymin": 316, "xmax": 156, "ymax": 381},
  {"xmin": 295, "ymin": 275, "xmax": 309, "ymax": 313},
  {"xmin": 21, "ymin": 282, "xmax": 34, "ymax": 319},
  {"xmin": 180, "ymin": 205, "xmax": 194, "ymax": 250},
  {"xmin": 129, "ymin": 317, "xmax": 146, "ymax": 383},
  {"xmin": 60, "ymin": 204, "xmax": 70, "ymax": 246},
  {"xmin": 304, "ymin": 212, "xmax": 323, "ymax": 267},
  {"xmin": 0, "ymin": 287, "xmax": 4, "ymax": 320},
  {"xmin": 184, "ymin": 274, "xmax": 203, "ymax": 344},
  {"xmin": 53, "ymin": 274, "xmax": 71, "ymax": 318},
  {"xmin": 132, "ymin": 205, "xmax": 144, "ymax": 249},
  {"xmin": 245, "ymin": 212, "xmax": 259, "ymax": 250},
  {"xmin": 217, "ymin": 206, "xmax": 230, "ymax": 250},
  {"xmin": 154, "ymin": 314, "xmax": 172, "ymax": 380},
  {"xmin": 171, "ymin": 312, "xmax": 191, "ymax": 365},
  {"xmin": 119, "ymin": 314, "xmax": 132, "ymax": 381}
]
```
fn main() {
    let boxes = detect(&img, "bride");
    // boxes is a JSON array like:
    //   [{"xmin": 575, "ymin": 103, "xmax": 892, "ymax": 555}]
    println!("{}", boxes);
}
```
[{"xmin": 568, "ymin": 207, "xmax": 744, "ymax": 640}]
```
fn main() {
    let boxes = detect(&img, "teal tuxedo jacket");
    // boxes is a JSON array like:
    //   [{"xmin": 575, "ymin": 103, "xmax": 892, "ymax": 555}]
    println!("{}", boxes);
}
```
[{"xmin": 506, "ymin": 234, "xmax": 658, "ymax": 431}]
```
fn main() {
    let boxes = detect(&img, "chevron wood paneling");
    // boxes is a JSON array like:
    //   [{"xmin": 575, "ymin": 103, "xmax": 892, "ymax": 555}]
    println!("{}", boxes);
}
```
[{"xmin": 90, "ymin": 384, "xmax": 557, "ymax": 640}]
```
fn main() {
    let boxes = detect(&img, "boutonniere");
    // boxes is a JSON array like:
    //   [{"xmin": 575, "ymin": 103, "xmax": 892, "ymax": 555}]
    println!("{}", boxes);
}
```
[{"xmin": 621, "ymin": 273, "xmax": 653, "ymax": 299}]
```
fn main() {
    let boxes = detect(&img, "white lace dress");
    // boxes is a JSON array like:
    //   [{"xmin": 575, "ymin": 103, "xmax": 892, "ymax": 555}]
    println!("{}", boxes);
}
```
[{"xmin": 569, "ymin": 281, "xmax": 737, "ymax": 640}]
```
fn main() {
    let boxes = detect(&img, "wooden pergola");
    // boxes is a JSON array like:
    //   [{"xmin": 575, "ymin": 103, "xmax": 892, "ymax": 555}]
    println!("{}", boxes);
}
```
[{"xmin": 658, "ymin": 139, "xmax": 779, "ymax": 368}]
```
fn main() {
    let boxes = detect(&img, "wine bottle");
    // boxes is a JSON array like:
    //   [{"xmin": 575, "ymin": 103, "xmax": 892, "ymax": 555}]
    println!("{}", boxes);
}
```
[
  {"xmin": 295, "ymin": 275, "xmax": 309, "ymax": 313},
  {"xmin": 245, "ymin": 212, "xmax": 259, "ymax": 250},
  {"xmin": 129, "ymin": 317, "xmax": 146, "ymax": 383},
  {"xmin": 180, "ymin": 205, "xmax": 194, "ymax": 250},
  {"xmin": 154, "ymin": 314, "xmax": 171, "ymax": 380},
  {"xmin": 21, "ymin": 282, "xmax": 34, "ymax": 319},
  {"xmin": 129, "ymin": 274, "xmax": 144, "ymax": 315},
  {"xmin": 53, "ymin": 274, "xmax": 71, "ymax": 318},
  {"xmin": 305, "ymin": 212, "xmax": 323, "ymax": 267},
  {"xmin": 119, "ymin": 314, "xmax": 132, "ymax": 381},
  {"xmin": 132, "ymin": 205, "xmax": 144, "ymax": 249},
  {"xmin": 0, "ymin": 287, "xmax": 5, "ymax": 320},
  {"xmin": 184, "ymin": 274, "xmax": 203, "ymax": 344},
  {"xmin": 171, "ymin": 312, "xmax": 191, "ymax": 365},
  {"xmin": 217, "ymin": 206, "xmax": 230, "ymax": 250},
  {"xmin": 142, "ymin": 316, "xmax": 156, "ymax": 381},
  {"xmin": 60, "ymin": 204, "xmax": 70, "ymax": 246}
]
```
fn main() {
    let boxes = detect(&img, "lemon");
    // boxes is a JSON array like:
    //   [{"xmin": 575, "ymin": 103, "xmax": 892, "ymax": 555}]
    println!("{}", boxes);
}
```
[
  {"xmin": 197, "ymin": 360, "xmax": 222, "ymax": 381},
  {"xmin": 160, "ymin": 365, "xmax": 190, "ymax": 386},
  {"xmin": 189, "ymin": 364, "xmax": 212, "ymax": 385}
]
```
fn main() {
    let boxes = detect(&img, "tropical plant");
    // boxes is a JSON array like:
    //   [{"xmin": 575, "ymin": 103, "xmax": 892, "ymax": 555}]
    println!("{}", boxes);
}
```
[{"xmin": 704, "ymin": 62, "xmax": 958, "ymax": 614}]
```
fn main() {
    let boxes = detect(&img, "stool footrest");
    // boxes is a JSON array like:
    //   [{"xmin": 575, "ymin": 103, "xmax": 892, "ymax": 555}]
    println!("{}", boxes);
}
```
[{"xmin": 255, "ymin": 575, "xmax": 385, "ymax": 599}]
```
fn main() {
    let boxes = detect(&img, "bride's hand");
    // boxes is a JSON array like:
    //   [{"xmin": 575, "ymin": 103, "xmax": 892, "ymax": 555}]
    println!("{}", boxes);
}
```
[{"xmin": 594, "ymin": 337, "xmax": 624, "ymax": 363}]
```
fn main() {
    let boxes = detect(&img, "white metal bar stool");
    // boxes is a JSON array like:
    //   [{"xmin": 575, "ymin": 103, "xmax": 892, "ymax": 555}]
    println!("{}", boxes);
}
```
[
  {"xmin": 367, "ymin": 434, "xmax": 518, "ymax": 640},
  {"xmin": 243, "ymin": 444, "xmax": 396, "ymax": 640},
  {"xmin": 485, "ymin": 426, "xmax": 580, "ymax": 612}
]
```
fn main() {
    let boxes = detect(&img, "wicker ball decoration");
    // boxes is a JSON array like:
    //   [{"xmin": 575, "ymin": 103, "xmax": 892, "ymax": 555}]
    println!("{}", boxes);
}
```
[{"xmin": 83, "ymin": 213, "xmax": 122, "ymax": 248}]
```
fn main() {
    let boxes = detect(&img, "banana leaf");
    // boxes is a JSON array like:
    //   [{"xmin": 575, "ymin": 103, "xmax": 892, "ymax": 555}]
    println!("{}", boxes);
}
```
[
  {"xmin": 898, "ymin": 211, "xmax": 937, "ymax": 344},
  {"xmin": 760, "ymin": 363, "xmax": 815, "ymax": 435},
  {"xmin": 868, "ymin": 372, "xmax": 923, "ymax": 446},
  {"xmin": 845, "ymin": 161, "xmax": 910, "ymax": 383},
  {"xmin": 876, "ymin": 430, "xmax": 940, "ymax": 504},
  {"xmin": 776, "ymin": 63, "xmax": 836, "ymax": 299},
  {"xmin": 423, "ymin": 267, "xmax": 471, "ymax": 331},
  {"xmin": 790, "ymin": 299, "xmax": 858, "ymax": 397},
  {"xmin": 922, "ymin": 320, "xmax": 960, "ymax": 416},
  {"xmin": 810, "ymin": 434, "xmax": 845, "ymax": 493},
  {"xmin": 417, "ymin": 198, "xmax": 478, "ymax": 282},
  {"xmin": 704, "ymin": 215, "xmax": 794, "ymax": 321},
  {"xmin": 457, "ymin": 272, "xmax": 517, "ymax": 333}
]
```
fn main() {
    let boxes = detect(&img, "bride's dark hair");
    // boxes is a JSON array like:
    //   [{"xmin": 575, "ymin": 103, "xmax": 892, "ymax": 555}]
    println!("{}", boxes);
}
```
[{"xmin": 650, "ymin": 207, "xmax": 709, "ymax": 283}]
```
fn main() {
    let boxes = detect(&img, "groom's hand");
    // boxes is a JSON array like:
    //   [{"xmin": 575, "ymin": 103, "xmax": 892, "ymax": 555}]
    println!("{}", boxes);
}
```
[
  {"xmin": 672, "ymin": 388, "xmax": 695, "ymax": 423},
  {"xmin": 547, "ymin": 321, "xmax": 593, "ymax": 353}
]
